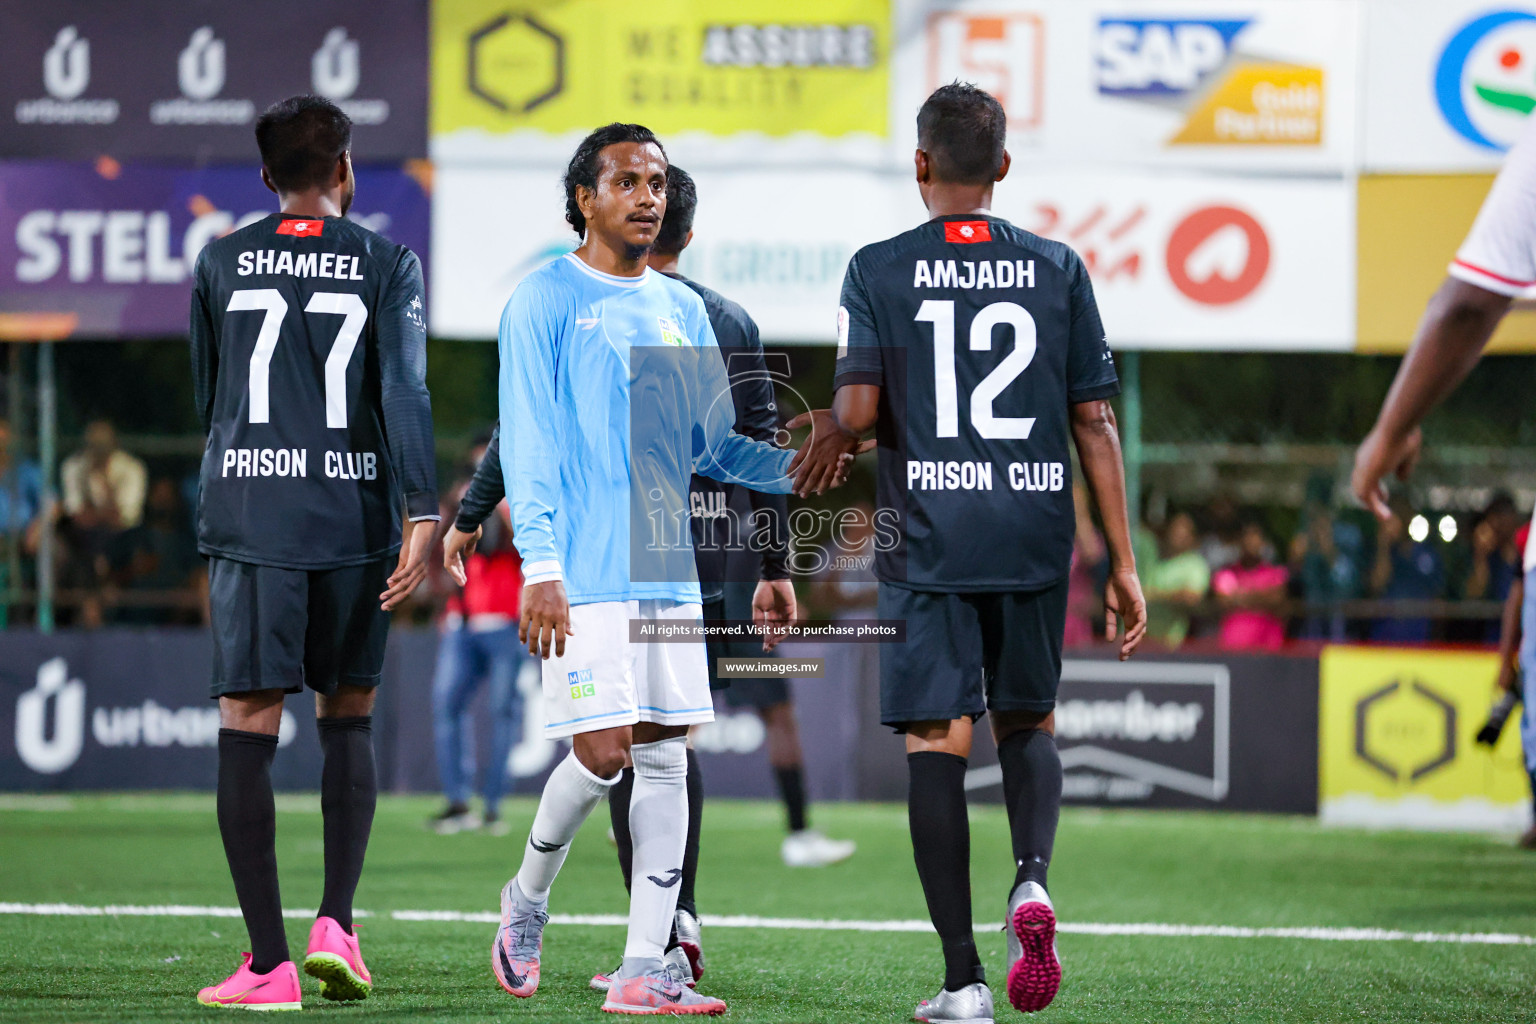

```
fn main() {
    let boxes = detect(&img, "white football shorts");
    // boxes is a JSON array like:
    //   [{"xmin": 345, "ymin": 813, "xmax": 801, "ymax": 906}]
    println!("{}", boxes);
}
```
[{"xmin": 540, "ymin": 598, "xmax": 715, "ymax": 740}]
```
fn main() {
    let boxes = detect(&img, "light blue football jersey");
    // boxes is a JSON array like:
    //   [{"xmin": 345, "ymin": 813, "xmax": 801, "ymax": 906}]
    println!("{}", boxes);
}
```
[{"xmin": 499, "ymin": 253, "xmax": 793, "ymax": 606}]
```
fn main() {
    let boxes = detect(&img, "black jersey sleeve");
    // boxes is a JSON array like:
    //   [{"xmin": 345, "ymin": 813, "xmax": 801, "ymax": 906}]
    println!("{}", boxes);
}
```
[
  {"xmin": 189, "ymin": 250, "xmax": 218, "ymax": 435},
  {"xmin": 455, "ymin": 422, "xmax": 506, "ymax": 533},
  {"xmin": 377, "ymin": 249, "xmax": 439, "ymax": 520},
  {"xmin": 730, "ymin": 320, "xmax": 790, "ymax": 581},
  {"xmin": 833, "ymin": 252, "xmax": 884, "ymax": 389},
  {"xmin": 1065, "ymin": 251, "xmax": 1121, "ymax": 404}
]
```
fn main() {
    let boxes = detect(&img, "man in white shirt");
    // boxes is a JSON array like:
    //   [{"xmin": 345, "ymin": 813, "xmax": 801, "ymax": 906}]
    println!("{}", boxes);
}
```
[
  {"xmin": 1353, "ymin": 111, "xmax": 1536, "ymax": 514},
  {"xmin": 60, "ymin": 419, "xmax": 147, "ymax": 531},
  {"xmin": 1353, "ymin": 110, "xmax": 1536, "ymax": 845}
]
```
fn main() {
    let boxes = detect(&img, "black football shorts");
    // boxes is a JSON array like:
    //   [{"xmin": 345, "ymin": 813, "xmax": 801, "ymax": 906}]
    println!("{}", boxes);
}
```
[
  {"xmin": 208, "ymin": 556, "xmax": 393, "ymax": 698},
  {"xmin": 877, "ymin": 579, "xmax": 1067, "ymax": 731}
]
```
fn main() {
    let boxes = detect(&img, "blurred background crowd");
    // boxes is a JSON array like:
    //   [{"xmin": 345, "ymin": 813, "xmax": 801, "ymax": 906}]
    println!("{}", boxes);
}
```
[{"xmin": 13, "ymin": 343, "xmax": 1533, "ymax": 651}]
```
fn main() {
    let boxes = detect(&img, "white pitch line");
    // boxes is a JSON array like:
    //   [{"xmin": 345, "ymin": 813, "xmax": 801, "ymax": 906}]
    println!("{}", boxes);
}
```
[{"xmin": 2, "ymin": 902, "xmax": 1532, "ymax": 947}]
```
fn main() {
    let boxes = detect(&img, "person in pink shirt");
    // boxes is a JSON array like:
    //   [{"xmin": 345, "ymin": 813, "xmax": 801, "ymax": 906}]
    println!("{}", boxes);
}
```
[{"xmin": 1212, "ymin": 522, "xmax": 1290, "ymax": 650}]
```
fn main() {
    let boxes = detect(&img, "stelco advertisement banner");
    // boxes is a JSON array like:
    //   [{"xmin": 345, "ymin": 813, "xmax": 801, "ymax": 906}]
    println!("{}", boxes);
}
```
[
  {"xmin": 1319, "ymin": 646, "xmax": 1530, "ymax": 831},
  {"xmin": 891, "ymin": 0, "xmax": 1359, "ymax": 174},
  {"xmin": 432, "ymin": 165, "xmax": 1351, "ymax": 348},
  {"xmin": 0, "ymin": 161, "xmax": 430, "ymax": 339},
  {"xmin": 0, "ymin": 0, "xmax": 427, "ymax": 162},
  {"xmin": 1362, "ymin": 1, "xmax": 1536, "ymax": 172},
  {"xmin": 431, "ymin": 0, "xmax": 893, "ymax": 167}
]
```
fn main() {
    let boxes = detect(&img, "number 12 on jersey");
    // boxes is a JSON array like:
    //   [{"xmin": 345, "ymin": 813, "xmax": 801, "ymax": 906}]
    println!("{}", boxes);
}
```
[
  {"xmin": 915, "ymin": 299, "xmax": 1037, "ymax": 441},
  {"xmin": 227, "ymin": 288, "xmax": 368, "ymax": 429}
]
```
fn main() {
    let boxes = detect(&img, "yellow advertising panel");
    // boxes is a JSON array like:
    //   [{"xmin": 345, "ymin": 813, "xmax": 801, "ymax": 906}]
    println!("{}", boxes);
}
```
[
  {"xmin": 1356, "ymin": 174, "xmax": 1536, "ymax": 353},
  {"xmin": 1319, "ymin": 646, "xmax": 1527, "ymax": 830},
  {"xmin": 431, "ymin": 0, "xmax": 890, "ymax": 159}
]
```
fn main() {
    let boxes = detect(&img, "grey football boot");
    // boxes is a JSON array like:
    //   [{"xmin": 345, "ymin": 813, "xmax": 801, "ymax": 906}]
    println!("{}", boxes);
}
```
[
  {"xmin": 1004, "ymin": 880, "xmax": 1061, "ymax": 1013},
  {"xmin": 914, "ymin": 981, "xmax": 994, "ymax": 1024}
]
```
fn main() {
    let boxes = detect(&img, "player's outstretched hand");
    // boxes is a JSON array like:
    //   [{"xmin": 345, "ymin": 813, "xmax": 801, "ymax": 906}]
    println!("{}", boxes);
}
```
[
  {"xmin": 381, "ymin": 517, "xmax": 438, "ymax": 611},
  {"xmin": 521, "ymin": 580, "xmax": 574, "ymax": 660},
  {"xmin": 1105, "ymin": 567, "xmax": 1147, "ymax": 661},
  {"xmin": 1351, "ymin": 425, "xmax": 1423, "ymax": 522},
  {"xmin": 443, "ymin": 524, "xmax": 482, "ymax": 587},
  {"xmin": 753, "ymin": 579, "xmax": 797, "ymax": 652},
  {"xmin": 785, "ymin": 409, "xmax": 873, "ymax": 497}
]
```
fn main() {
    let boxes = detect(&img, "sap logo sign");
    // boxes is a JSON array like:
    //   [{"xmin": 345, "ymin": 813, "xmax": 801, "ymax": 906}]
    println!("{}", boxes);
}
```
[{"xmin": 1096, "ymin": 19, "xmax": 1249, "ymax": 97}]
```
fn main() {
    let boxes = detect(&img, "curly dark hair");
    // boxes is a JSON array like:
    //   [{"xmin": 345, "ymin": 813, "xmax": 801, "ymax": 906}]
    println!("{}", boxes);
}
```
[{"xmin": 562, "ymin": 123, "xmax": 666, "ymax": 237}]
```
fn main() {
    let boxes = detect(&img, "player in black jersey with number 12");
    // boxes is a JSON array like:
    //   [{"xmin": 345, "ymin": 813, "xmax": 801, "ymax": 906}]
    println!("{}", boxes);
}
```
[
  {"xmin": 790, "ymin": 84, "xmax": 1147, "ymax": 1021},
  {"xmin": 189, "ymin": 96, "xmax": 438, "ymax": 1011}
]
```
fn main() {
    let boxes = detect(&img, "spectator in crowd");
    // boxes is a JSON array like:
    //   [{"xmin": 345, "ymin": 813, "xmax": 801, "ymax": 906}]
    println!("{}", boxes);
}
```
[
  {"xmin": 1065, "ymin": 482, "xmax": 1108, "ymax": 647},
  {"xmin": 108, "ymin": 477, "xmax": 205, "ymax": 625},
  {"xmin": 59, "ymin": 419, "xmax": 148, "ymax": 621},
  {"xmin": 61, "ymin": 419, "xmax": 147, "ymax": 533},
  {"xmin": 1143, "ymin": 511, "xmax": 1210, "ymax": 649},
  {"xmin": 1369, "ymin": 502, "xmax": 1445, "ymax": 644},
  {"xmin": 0, "ymin": 417, "xmax": 43, "ymax": 625},
  {"xmin": 1200, "ymin": 493, "xmax": 1244, "ymax": 572},
  {"xmin": 1475, "ymin": 516, "xmax": 1535, "ymax": 847},
  {"xmin": 427, "ymin": 437, "xmax": 525, "ymax": 835},
  {"xmin": 0, "ymin": 418, "xmax": 42, "ymax": 545},
  {"xmin": 1289, "ymin": 505, "xmax": 1364, "ymax": 641},
  {"xmin": 1213, "ymin": 520, "xmax": 1290, "ymax": 650},
  {"xmin": 1463, "ymin": 493, "xmax": 1523, "ymax": 642}
]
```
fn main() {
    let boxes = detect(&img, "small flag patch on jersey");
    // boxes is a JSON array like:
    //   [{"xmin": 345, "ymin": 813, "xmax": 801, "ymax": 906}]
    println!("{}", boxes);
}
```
[
  {"xmin": 276, "ymin": 219, "xmax": 324, "ymax": 237},
  {"xmin": 945, "ymin": 220, "xmax": 992, "ymax": 244}
]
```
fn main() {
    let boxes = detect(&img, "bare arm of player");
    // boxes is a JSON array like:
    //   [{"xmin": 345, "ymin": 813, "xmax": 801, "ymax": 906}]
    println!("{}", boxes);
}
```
[
  {"xmin": 1352, "ymin": 278, "xmax": 1512, "ymax": 520},
  {"xmin": 1070, "ymin": 399, "xmax": 1146, "ymax": 660},
  {"xmin": 785, "ymin": 385, "xmax": 880, "ymax": 497},
  {"xmin": 752, "ymin": 579, "xmax": 797, "ymax": 653},
  {"xmin": 380, "ymin": 515, "xmax": 438, "ymax": 611},
  {"xmin": 521, "ymin": 579, "xmax": 574, "ymax": 660}
]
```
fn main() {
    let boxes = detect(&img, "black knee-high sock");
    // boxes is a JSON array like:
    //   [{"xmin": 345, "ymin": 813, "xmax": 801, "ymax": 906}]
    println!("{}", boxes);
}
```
[
  {"xmin": 316, "ymin": 717, "xmax": 376, "ymax": 932},
  {"xmin": 610, "ymin": 766, "xmax": 636, "ymax": 893},
  {"xmin": 217, "ymin": 728, "xmax": 288, "ymax": 973},
  {"xmin": 907, "ymin": 751, "xmax": 982, "ymax": 992},
  {"xmin": 998, "ymin": 728, "xmax": 1062, "ymax": 893},
  {"xmin": 774, "ymin": 765, "xmax": 808, "ymax": 833},
  {"xmin": 678, "ymin": 749, "xmax": 703, "ymax": 917}
]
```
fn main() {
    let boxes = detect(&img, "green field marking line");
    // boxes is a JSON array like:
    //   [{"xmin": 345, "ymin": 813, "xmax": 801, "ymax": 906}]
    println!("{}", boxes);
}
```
[{"xmin": 5, "ymin": 902, "xmax": 1534, "ymax": 947}]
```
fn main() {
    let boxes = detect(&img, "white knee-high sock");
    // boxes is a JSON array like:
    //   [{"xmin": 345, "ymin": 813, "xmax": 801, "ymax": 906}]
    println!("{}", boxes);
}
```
[
  {"xmin": 515, "ymin": 750, "xmax": 617, "ymax": 902},
  {"xmin": 623, "ymin": 737, "xmax": 689, "ymax": 961}
]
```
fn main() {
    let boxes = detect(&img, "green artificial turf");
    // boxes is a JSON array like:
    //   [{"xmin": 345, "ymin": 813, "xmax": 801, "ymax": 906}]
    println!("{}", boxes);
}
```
[{"xmin": 2, "ymin": 794, "xmax": 1533, "ymax": 1022}]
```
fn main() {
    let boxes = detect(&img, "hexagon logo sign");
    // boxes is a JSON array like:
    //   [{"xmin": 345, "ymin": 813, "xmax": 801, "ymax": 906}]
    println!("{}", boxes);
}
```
[{"xmin": 467, "ymin": 12, "xmax": 564, "ymax": 115}]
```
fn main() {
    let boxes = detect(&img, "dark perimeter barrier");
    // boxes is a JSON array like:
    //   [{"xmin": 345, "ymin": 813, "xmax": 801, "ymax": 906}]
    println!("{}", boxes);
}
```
[{"xmin": 2, "ymin": 631, "xmax": 1316, "ymax": 816}]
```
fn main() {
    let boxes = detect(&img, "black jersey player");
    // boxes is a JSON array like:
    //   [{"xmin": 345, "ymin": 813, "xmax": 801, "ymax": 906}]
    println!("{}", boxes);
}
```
[
  {"xmin": 189, "ymin": 96, "xmax": 437, "ymax": 1011},
  {"xmin": 789, "ymin": 84, "xmax": 1147, "ymax": 1021}
]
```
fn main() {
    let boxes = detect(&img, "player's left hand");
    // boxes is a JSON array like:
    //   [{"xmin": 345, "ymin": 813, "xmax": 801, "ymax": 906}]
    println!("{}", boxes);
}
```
[
  {"xmin": 1105, "ymin": 567, "xmax": 1147, "ymax": 661},
  {"xmin": 382, "ymin": 517, "xmax": 438, "ymax": 610},
  {"xmin": 753, "ymin": 579, "xmax": 797, "ymax": 652},
  {"xmin": 1351, "ymin": 425, "xmax": 1423, "ymax": 522},
  {"xmin": 785, "ymin": 409, "xmax": 874, "ymax": 497}
]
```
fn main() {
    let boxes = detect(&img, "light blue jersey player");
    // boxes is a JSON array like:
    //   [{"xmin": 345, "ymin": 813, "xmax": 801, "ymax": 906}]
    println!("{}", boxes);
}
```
[{"xmin": 488, "ymin": 124, "xmax": 810, "ymax": 1017}]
